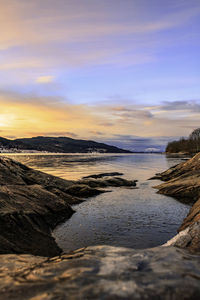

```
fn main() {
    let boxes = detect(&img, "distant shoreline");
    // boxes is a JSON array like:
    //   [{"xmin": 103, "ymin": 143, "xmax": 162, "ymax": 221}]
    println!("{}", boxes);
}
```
[{"xmin": 0, "ymin": 151, "xmax": 164, "ymax": 155}]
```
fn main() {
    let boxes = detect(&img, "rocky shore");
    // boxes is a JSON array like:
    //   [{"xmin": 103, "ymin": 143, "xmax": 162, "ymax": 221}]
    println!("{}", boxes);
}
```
[
  {"xmin": 1, "ymin": 154, "xmax": 200, "ymax": 299},
  {"xmin": 152, "ymin": 152, "xmax": 200, "ymax": 252},
  {"xmin": 0, "ymin": 157, "xmax": 136, "ymax": 257},
  {"xmin": 152, "ymin": 152, "xmax": 200, "ymax": 204}
]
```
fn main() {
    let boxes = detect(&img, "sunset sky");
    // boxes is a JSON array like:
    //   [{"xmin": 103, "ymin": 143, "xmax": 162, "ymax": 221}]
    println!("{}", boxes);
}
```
[{"xmin": 0, "ymin": 0, "xmax": 200, "ymax": 151}]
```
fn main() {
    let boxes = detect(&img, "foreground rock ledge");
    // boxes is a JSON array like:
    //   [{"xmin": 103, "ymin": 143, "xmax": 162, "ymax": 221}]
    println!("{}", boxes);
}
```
[{"xmin": 1, "ymin": 245, "xmax": 200, "ymax": 300}]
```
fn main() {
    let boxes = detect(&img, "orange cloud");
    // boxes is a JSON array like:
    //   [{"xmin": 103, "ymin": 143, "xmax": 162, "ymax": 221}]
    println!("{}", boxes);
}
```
[
  {"xmin": 0, "ymin": 92, "xmax": 112, "ymax": 138},
  {"xmin": 0, "ymin": 91, "xmax": 200, "ymax": 140}
]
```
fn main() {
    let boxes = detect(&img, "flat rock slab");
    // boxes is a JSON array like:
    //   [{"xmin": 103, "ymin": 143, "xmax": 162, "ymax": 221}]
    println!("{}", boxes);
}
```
[
  {"xmin": 83, "ymin": 172, "xmax": 124, "ymax": 179},
  {"xmin": 0, "ymin": 245, "xmax": 200, "ymax": 300}
]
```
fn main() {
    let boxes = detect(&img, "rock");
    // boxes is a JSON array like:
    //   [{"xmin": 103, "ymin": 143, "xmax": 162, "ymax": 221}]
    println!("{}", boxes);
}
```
[
  {"xmin": 163, "ymin": 221, "xmax": 200, "ymax": 253},
  {"xmin": 0, "ymin": 157, "xmax": 77, "ymax": 257},
  {"xmin": 0, "ymin": 188, "xmax": 75, "ymax": 256},
  {"xmin": 179, "ymin": 198, "xmax": 200, "ymax": 231},
  {"xmin": 0, "ymin": 157, "xmax": 137, "ymax": 257},
  {"xmin": 78, "ymin": 177, "xmax": 137, "ymax": 188},
  {"xmin": 152, "ymin": 152, "xmax": 200, "ymax": 203},
  {"xmin": 0, "ymin": 156, "xmax": 75, "ymax": 187},
  {"xmin": 83, "ymin": 172, "xmax": 124, "ymax": 179},
  {"xmin": 167, "ymin": 198, "xmax": 200, "ymax": 252},
  {"xmin": 152, "ymin": 152, "xmax": 200, "ymax": 252},
  {"xmin": 64, "ymin": 184, "xmax": 107, "ymax": 197},
  {"xmin": 1, "ymin": 245, "xmax": 200, "ymax": 299}
]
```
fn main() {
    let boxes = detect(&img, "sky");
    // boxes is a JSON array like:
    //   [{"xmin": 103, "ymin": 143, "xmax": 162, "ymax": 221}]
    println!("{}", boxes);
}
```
[{"xmin": 0, "ymin": 0, "xmax": 200, "ymax": 151}]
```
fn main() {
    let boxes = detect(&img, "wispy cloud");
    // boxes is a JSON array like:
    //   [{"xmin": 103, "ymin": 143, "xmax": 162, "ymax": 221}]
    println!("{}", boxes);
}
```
[
  {"xmin": 1, "ymin": 0, "xmax": 199, "ymax": 48},
  {"xmin": 36, "ymin": 76, "xmax": 55, "ymax": 84},
  {"xmin": 160, "ymin": 100, "xmax": 200, "ymax": 112},
  {"xmin": 0, "ymin": 0, "xmax": 199, "ymax": 73},
  {"xmin": 27, "ymin": 131, "xmax": 78, "ymax": 138},
  {"xmin": 89, "ymin": 131, "xmax": 104, "ymax": 136}
]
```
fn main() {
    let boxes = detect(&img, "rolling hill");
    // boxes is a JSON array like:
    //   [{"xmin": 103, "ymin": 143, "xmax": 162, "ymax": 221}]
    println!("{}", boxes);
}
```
[{"xmin": 0, "ymin": 136, "xmax": 132, "ymax": 153}]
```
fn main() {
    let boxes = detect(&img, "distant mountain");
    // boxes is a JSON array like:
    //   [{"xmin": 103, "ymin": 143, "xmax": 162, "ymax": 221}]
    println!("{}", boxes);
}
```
[{"xmin": 0, "ymin": 136, "xmax": 132, "ymax": 153}]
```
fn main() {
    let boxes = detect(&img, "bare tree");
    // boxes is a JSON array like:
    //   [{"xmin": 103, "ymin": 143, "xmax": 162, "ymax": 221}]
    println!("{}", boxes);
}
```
[
  {"xmin": 166, "ymin": 128, "xmax": 200, "ymax": 154},
  {"xmin": 189, "ymin": 128, "xmax": 200, "ymax": 152}
]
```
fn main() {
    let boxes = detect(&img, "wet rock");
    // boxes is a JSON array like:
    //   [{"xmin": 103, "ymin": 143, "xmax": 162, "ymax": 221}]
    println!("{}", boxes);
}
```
[
  {"xmin": 0, "ymin": 245, "xmax": 200, "ymax": 300},
  {"xmin": 78, "ymin": 177, "xmax": 137, "ymax": 188},
  {"xmin": 83, "ymin": 172, "xmax": 124, "ymax": 179},
  {"xmin": 64, "ymin": 184, "xmax": 107, "ymax": 197},
  {"xmin": 104, "ymin": 177, "xmax": 137, "ymax": 187}
]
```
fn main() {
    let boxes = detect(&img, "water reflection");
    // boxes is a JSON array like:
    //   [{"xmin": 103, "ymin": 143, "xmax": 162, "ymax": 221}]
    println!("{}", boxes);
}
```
[
  {"xmin": 1, "ymin": 152, "xmax": 188, "ymax": 181},
  {"xmin": 53, "ymin": 178, "xmax": 190, "ymax": 251}
]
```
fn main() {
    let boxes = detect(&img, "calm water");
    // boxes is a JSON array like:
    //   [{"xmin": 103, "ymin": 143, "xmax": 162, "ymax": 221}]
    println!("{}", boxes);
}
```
[{"xmin": 2, "ymin": 153, "xmax": 190, "ymax": 251}]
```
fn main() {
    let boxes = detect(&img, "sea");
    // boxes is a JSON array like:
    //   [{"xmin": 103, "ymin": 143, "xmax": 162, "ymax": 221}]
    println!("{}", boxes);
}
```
[{"xmin": 1, "ymin": 153, "xmax": 190, "ymax": 252}]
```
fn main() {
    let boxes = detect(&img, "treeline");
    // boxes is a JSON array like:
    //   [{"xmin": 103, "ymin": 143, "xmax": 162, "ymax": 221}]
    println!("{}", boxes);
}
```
[{"xmin": 166, "ymin": 128, "xmax": 200, "ymax": 154}]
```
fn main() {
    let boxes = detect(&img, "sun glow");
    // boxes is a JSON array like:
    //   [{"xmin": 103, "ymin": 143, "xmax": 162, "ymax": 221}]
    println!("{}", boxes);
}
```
[{"xmin": 0, "ymin": 114, "xmax": 16, "ymax": 127}]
